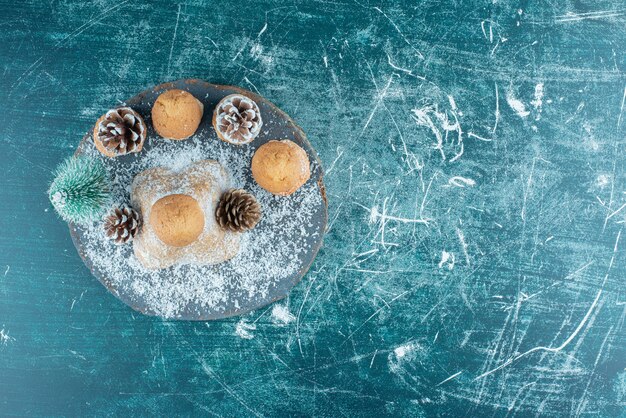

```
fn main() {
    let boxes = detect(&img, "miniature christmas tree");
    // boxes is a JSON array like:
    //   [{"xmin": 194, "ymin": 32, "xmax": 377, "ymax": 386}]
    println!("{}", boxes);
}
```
[{"xmin": 48, "ymin": 156, "xmax": 111, "ymax": 225}]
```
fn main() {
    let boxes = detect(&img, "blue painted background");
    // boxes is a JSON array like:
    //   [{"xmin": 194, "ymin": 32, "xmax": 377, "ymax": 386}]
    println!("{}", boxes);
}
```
[{"xmin": 1, "ymin": 0, "xmax": 625, "ymax": 416}]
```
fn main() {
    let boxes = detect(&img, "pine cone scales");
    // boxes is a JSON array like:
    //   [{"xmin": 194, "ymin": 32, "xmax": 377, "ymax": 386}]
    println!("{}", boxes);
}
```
[
  {"xmin": 97, "ymin": 107, "xmax": 146, "ymax": 155},
  {"xmin": 216, "ymin": 189, "xmax": 262, "ymax": 232},
  {"xmin": 214, "ymin": 95, "xmax": 262, "ymax": 145},
  {"xmin": 104, "ymin": 206, "xmax": 142, "ymax": 244}
]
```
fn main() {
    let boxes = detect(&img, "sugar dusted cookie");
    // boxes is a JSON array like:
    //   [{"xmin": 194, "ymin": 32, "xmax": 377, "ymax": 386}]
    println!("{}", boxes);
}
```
[{"xmin": 131, "ymin": 160, "xmax": 239, "ymax": 270}]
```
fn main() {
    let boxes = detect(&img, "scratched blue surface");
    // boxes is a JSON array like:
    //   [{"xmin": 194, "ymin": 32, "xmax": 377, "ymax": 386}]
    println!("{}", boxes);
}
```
[{"xmin": 1, "ymin": 0, "xmax": 625, "ymax": 416}]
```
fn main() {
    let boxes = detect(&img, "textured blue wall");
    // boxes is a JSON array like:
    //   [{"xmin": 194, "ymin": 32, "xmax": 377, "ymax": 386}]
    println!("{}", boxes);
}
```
[{"xmin": 0, "ymin": 0, "xmax": 625, "ymax": 415}]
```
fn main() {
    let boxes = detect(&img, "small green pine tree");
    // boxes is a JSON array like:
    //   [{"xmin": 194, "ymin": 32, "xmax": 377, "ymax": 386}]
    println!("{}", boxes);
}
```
[{"xmin": 48, "ymin": 156, "xmax": 111, "ymax": 225}]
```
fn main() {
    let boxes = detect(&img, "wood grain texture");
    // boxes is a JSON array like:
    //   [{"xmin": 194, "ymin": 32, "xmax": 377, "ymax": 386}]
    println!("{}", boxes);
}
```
[{"xmin": 0, "ymin": 0, "xmax": 625, "ymax": 416}]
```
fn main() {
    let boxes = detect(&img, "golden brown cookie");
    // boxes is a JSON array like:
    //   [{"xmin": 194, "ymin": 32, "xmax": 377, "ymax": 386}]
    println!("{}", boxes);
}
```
[
  {"xmin": 251, "ymin": 140, "xmax": 310, "ymax": 196},
  {"xmin": 131, "ymin": 160, "xmax": 240, "ymax": 270},
  {"xmin": 151, "ymin": 89, "xmax": 204, "ymax": 140},
  {"xmin": 93, "ymin": 107, "xmax": 146, "ymax": 158},
  {"xmin": 150, "ymin": 194, "xmax": 205, "ymax": 247}
]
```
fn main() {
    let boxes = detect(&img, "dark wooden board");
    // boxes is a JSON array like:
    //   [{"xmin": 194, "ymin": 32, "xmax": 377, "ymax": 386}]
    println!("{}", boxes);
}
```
[{"xmin": 70, "ymin": 79, "xmax": 327, "ymax": 320}]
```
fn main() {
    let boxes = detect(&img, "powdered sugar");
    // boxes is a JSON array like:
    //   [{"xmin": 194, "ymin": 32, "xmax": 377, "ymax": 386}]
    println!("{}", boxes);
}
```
[
  {"xmin": 130, "ymin": 160, "xmax": 240, "ymax": 269},
  {"xmin": 271, "ymin": 304, "xmax": 295, "ymax": 325}
]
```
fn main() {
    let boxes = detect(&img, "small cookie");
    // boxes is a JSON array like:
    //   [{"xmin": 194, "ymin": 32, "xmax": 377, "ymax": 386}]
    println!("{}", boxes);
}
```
[
  {"xmin": 149, "ymin": 194, "xmax": 205, "ymax": 247},
  {"xmin": 152, "ymin": 89, "xmax": 204, "ymax": 140},
  {"xmin": 213, "ymin": 94, "xmax": 262, "ymax": 145},
  {"xmin": 131, "ymin": 160, "xmax": 240, "ymax": 270},
  {"xmin": 93, "ymin": 107, "xmax": 146, "ymax": 158},
  {"xmin": 251, "ymin": 140, "xmax": 310, "ymax": 196}
]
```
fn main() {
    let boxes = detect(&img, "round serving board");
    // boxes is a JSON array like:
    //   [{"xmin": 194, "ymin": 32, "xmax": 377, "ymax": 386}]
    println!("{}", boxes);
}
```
[{"xmin": 70, "ymin": 79, "xmax": 327, "ymax": 320}]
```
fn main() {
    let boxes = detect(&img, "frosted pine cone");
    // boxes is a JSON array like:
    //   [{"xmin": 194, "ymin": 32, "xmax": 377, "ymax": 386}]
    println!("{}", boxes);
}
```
[
  {"xmin": 215, "ymin": 189, "xmax": 262, "ymax": 232},
  {"xmin": 104, "ymin": 206, "xmax": 142, "ymax": 244},
  {"xmin": 96, "ymin": 107, "xmax": 146, "ymax": 156},
  {"xmin": 213, "ymin": 94, "xmax": 262, "ymax": 145}
]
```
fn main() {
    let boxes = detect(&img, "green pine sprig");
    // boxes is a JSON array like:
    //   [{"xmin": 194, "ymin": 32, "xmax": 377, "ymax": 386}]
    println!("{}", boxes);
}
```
[{"xmin": 48, "ymin": 156, "xmax": 111, "ymax": 225}]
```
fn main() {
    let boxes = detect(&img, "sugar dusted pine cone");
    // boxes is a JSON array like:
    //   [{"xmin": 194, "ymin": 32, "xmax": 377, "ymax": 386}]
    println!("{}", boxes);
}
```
[
  {"xmin": 94, "ymin": 107, "xmax": 146, "ymax": 157},
  {"xmin": 213, "ymin": 94, "xmax": 262, "ymax": 145},
  {"xmin": 215, "ymin": 189, "xmax": 262, "ymax": 232},
  {"xmin": 104, "ymin": 206, "xmax": 142, "ymax": 244}
]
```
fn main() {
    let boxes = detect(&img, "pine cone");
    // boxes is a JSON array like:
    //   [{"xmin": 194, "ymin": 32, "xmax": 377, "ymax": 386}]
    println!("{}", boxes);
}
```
[
  {"xmin": 214, "ymin": 95, "xmax": 262, "ymax": 144},
  {"xmin": 104, "ymin": 206, "xmax": 142, "ymax": 244},
  {"xmin": 215, "ymin": 189, "xmax": 262, "ymax": 232},
  {"xmin": 96, "ymin": 107, "xmax": 146, "ymax": 155}
]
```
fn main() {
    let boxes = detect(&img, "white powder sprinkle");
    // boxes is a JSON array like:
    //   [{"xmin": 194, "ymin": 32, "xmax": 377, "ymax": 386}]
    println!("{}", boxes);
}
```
[
  {"xmin": 531, "ymin": 83, "xmax": 544, "ymax": 110},
  {"xmin": 74, "ymin": 115, "xmax": 325, "ymax": 319},
  {"xmin": 271, "ymin": 304, "xmax": 296, "ymax": 325},
  {"xmin": 0, "ymin": 329, "xmax": 14, "ymax": 345},
  {"xmin": 235, "ymin": 320, "xmax": 256, "ymax": 339},
  {"xmin": 506, "ymin": 89, "xmax": 530, "ymax": 118}
]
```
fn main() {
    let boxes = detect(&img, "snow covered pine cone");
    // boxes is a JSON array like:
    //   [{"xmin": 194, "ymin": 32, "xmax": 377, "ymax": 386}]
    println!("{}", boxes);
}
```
[
  {"xmin": 215, "ymin": 189, "xmax": 262, "ymax": 232},
  {"xmin": 104, "ymin": 206, "xmax": 142, "ymax": 244},
  {"xmin": 212, "ymin": 94, "xmax": 262, "ymax": 145},
  {"xmin": 94, "ymin": 107, "xmax": 146, "ymax": 157}
]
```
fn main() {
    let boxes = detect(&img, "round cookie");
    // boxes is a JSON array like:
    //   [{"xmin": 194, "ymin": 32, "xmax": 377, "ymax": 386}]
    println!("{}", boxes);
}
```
[
  {"xmin": 151, "ymin": 89, "xmax": 204, "ymax": 140},
  {"xmin": 131, "ymin": 161, "xmax": 240, "ymax": 270},
  {"xmin": 149, "ymin": 194, "xmax": 205, "ymax": 247},
  {"xmin": 251, "ymin": 140, "xmax": 310, "ymax": 196}
]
